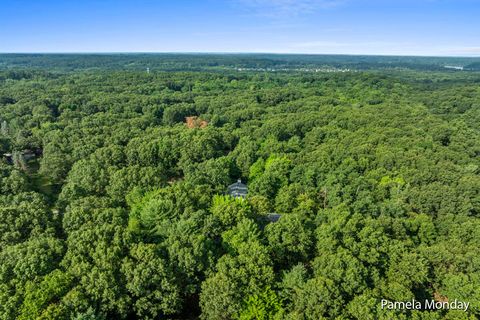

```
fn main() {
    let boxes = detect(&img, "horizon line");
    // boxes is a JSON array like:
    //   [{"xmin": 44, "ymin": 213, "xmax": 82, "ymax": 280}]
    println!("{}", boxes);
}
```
[{"xmin": 0, "ymin": 51, "xmax": 479, "ymax": 58}]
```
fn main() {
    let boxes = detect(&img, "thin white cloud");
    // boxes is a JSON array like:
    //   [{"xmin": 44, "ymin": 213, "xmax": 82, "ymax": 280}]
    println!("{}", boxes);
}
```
[
  {"xmin": 288, "ymin": 40, "xmax": 417, "ymax": 52},
  {"xmin": 291, "ymin": 40, "xmax": 350, "ymax": 48},
  {"xmin": 438, "ymin": 46, "xmax": 480, "ymax": 56},
  {"xmin": 279, "ymin": 40, "xmax": 480, "ymax": 56},
  {"xmin": 235, "ymin": 0, "xmax": 345, "ymax": 17}
]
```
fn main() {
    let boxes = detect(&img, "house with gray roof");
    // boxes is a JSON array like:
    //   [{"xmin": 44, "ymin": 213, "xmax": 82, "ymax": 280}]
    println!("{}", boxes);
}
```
[{"xmin": 227, "ymin": 179, "xmax": 248, "ymax": 198}]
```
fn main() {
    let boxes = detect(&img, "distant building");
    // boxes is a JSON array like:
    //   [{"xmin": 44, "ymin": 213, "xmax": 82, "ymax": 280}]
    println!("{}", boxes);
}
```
[
  {"xmin": 2, "ymin": 149, "xmax": 42, "ymax": 167},
  {"xmin": 22, "ymin": 150, "xmax": 36, "ymax": 161},
  {"xmin": 444, "ymin": 65, "xmax": 464, "ymax": 71},
  {"xmin": 227, "ymin": 179, "xmax": 248, "ymax": 198}
]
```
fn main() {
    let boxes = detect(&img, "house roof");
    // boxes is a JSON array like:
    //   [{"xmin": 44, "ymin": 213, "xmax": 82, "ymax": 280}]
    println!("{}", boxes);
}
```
[{"xmin": 227, "ymin": 179, "xmax": 248, "ymax": 198}]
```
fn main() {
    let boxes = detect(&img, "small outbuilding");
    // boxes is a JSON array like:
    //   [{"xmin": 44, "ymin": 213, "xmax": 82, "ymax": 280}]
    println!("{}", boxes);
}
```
[
  {"xmin": 2, "ymin": 153, "xmax": 13, "ymax": 164},
  {"xmin": 265, "ymin": 213, "xmax": 282, "ymax": 222}
]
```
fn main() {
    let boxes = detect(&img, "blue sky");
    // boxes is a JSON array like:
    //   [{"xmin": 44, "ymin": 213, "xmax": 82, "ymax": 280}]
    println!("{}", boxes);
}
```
[{"xmin": 0, "ymin": 0, "xmax": 479, "ymax": 56}]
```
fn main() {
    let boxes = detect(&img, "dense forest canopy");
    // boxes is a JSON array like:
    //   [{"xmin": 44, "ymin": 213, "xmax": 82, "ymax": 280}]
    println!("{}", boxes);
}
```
[{"xmin": 0, "ymin": 54, "xmax": 479, "ymax": 319}]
